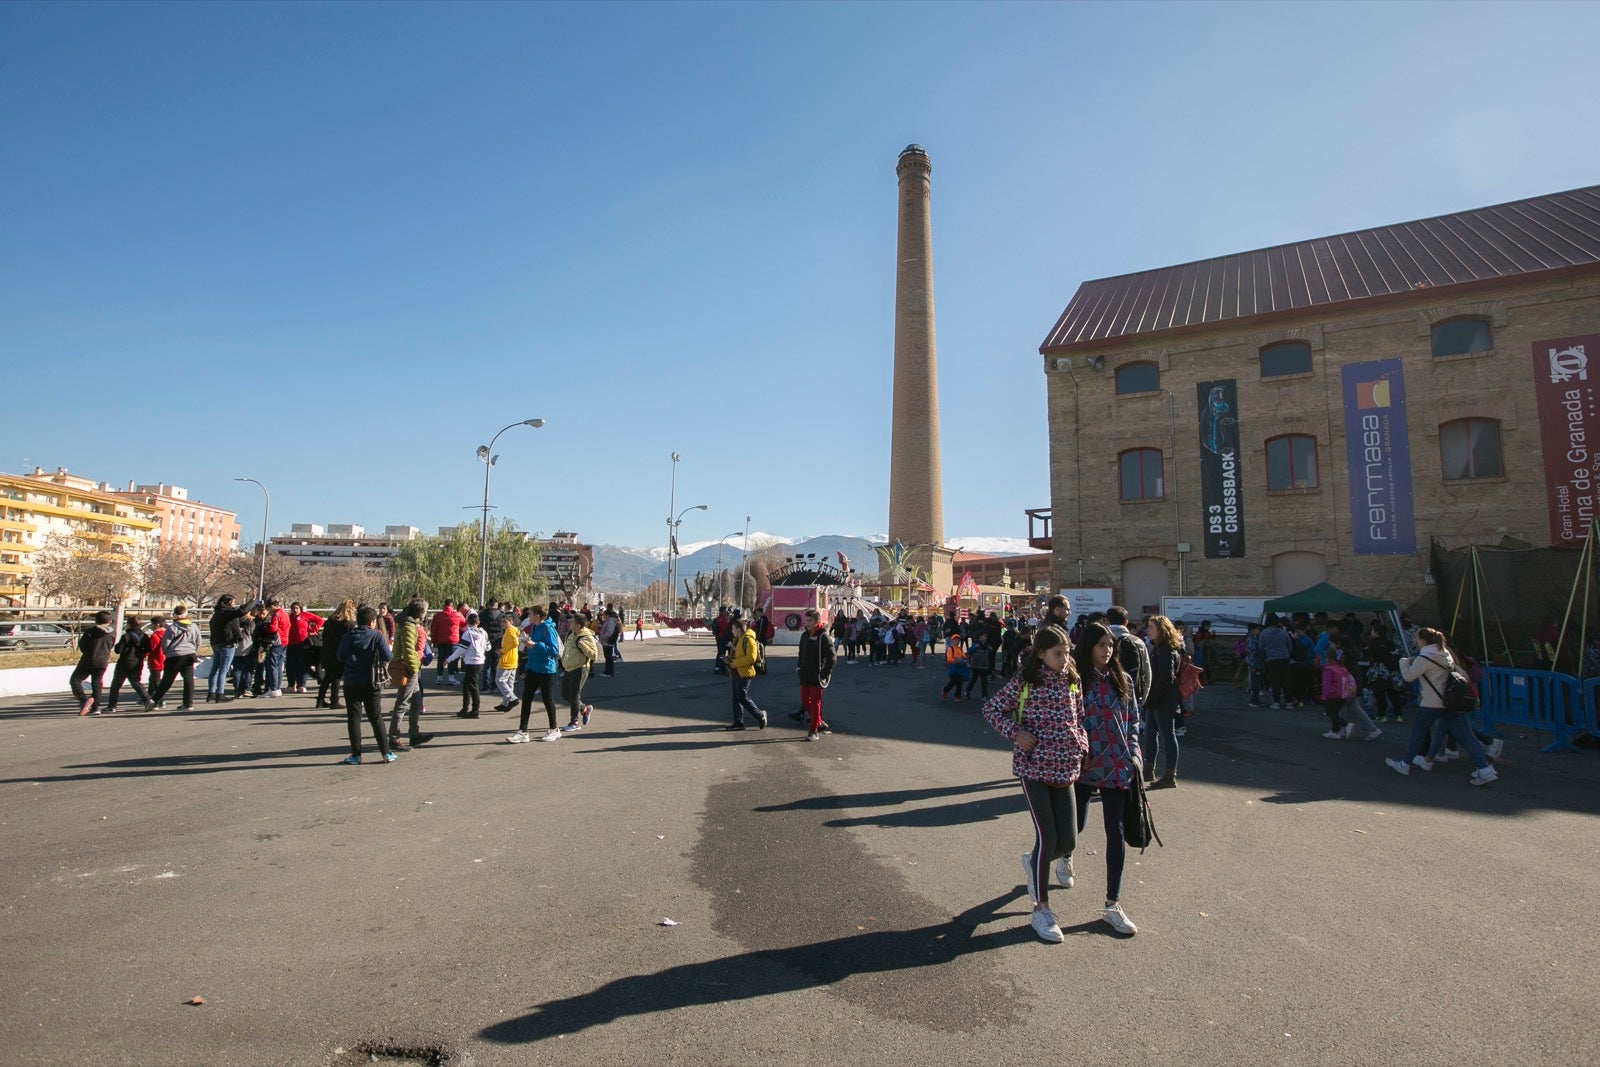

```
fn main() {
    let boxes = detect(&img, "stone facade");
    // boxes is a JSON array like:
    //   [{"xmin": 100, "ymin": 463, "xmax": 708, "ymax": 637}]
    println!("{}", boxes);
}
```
[{"xmin": 1043, "ymin": 270, "xmax": 1600, "ymax": 614}]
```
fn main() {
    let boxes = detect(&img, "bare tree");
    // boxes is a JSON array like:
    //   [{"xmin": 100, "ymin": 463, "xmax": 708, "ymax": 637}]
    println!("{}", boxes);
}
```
[
  {"xmin": 32, "ymin": 531, "xmax": 140, "ymax": 612},
  {"xmin": 226, "ymin": 547, "xmax": 314, "ymax": 604},
  {"xmin": 146, "ymin": 549, "xmax": 235, "ymax": 609},
  {"xmin": 306, "ymin": 562, "xmax": 391, "ymax": 609}
]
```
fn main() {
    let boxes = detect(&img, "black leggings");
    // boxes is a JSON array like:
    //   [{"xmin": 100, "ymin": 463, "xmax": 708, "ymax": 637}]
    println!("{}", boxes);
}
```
[
  {"xmin": 1074, "ymin": 784, "xmax": 1127, "ymax": 903},
  {"xmin": 965, "ymin": 669, "xmax": 992, "ymax": 699},
  {"xmin": 344, "ymin": 682, "xmax": 390, "ymax": 758},
  {"xmin": 1021, "ymin": 777, "xmax": 1078, "ymax": 907},
  {"xmin": 942, "ymin": 673, "xmax": 965, "ymax": 696},
  {"xmin": 520, "ymin": 672, "xmax": 558, "ymax": 732}
]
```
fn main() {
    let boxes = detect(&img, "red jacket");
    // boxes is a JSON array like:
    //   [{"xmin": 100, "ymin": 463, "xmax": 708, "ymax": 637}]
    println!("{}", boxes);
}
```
[
  {"xmin": 430, "ymin": 606, "xmax": 463, "ymax": 647},
  {"xmin": 288, "ymin": 611, "xmax": 324, "ymax": 644},
  {"xmin": 146, "ymin": 626, "xmax": 166, "ymax": 670},
  {"xmin": 267, "ymin": 608, "xmax": 290, "ymax": 646}
]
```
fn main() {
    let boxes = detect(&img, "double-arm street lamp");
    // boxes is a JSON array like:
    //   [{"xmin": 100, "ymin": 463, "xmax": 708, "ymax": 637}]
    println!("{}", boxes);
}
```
[
  {"xmin": 667, "ymin": 504, "xmax": 707, "ymax": 615},
  {"xmin": 477, "ymin": 418, "xmax": 545, "ymax": 605},
  {"xmin": 233, "ymin": 477, "xmax": 270, "ymax": 602}
]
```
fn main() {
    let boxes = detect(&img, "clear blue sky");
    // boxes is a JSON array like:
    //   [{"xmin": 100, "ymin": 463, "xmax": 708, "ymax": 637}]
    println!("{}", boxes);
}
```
[{"xmin": 5, "ymin": 1, "xmax": 1598, "ymax": 550}]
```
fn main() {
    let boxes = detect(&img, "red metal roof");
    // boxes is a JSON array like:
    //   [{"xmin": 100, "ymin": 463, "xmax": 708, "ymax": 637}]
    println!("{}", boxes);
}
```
[{"xmin": 1041, "ymin": 185, "xmax": 1600, "ymax": 352}]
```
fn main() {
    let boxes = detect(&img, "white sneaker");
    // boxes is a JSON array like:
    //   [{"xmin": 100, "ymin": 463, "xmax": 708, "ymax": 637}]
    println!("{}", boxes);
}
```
[
  {"xmin": 1364, "ymin": 728, "xmax": 1383, "ymax": 741},
  {"xmin": 1322, "ymin": 730, "xmax": 1342, "ymax": 740},
  {"xmin": 1055, "ymin": 854, "xmax": 1075, "ymax": 889},
  {"xmin": 538, "ymin": 729, "xmax": 563, "ymax": 742},
  {"xmin": 1412, "ymin": 755, "xmax": 1434, "ymax": 772},
  {"xmin": 507, "ymin": 731, "xmax": 530, "ymax": 744},
  {"xmin": 1030, "ymin": 907, "xmax": 1064, "ymax": 943},
  {"xmin": 1385, "ymin": 757, "xmax": 1410, "ymax": 776},
  {"xmin": 1470, "ymin": 766, "xmax": 1499, "ymax": 786},
  {"xmin": 1270, "ymin": 703, "xmax": 1281, "ymax": 710},
  {"xmin": 1021, "ymin": 852, "xmax": 1039, "ymax": 904},
  {"xmin": 1102, "ymin": 902, "xmax": 1138, "ymax": 936},
  {"xmin": 1486, "ymin": 738, "xmax": 1504, "ymax": 759},
  {"xmin": 1340, "ymin": 723, "xmax": 1355, "ymax": 740},
  {"xmin": 266, "ymin": 689, "xmax": 283, "ymax": 698},
  {"xmin": 1436, "ymin": 749, "xmax": 1460, "ymax": 763}
]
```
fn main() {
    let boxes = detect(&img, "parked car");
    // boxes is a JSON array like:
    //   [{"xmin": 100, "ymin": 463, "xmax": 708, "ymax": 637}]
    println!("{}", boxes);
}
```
[{"xmin": 0, "ymin": 622, "xmax": 76, "ymax": 651}]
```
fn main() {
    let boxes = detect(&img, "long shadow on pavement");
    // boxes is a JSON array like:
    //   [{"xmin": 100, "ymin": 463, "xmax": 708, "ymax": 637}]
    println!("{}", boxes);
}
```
[{"xmin": 478, "ymin": 890, "xmax": 1037, "ymax": 1045}]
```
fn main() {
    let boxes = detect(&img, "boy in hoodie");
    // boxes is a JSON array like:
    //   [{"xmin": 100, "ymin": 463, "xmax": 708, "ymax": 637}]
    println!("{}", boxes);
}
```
[
  {"xmin": 106, "ymin": 615, "xmax": 153, "ymax": 713},
  {"xmin": 71, "ymin": 610, "xmax": 116, "ymax": 715},
  {"xmin": 446, "ymin": 612, "xmax": 490, "ymax": 717},
  {"xmin": 511, "ymin": 605, "xmax": 563, "ymax": 743},
  {"xmin": 153, "ymin": 604, "xmax": 203, "ymax": 711}
]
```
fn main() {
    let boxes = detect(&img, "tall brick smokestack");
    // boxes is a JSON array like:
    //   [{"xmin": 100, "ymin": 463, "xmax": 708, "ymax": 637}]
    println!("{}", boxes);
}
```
[{"xmin": 889, "ymin": 144, "xmax": 944, "ymax": 549}]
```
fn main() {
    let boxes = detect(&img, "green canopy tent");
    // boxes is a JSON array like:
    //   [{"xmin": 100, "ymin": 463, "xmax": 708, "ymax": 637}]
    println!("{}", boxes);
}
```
[{"xmin": 1262, "ymin": 582, "xmax": 1409, "ymax": 653}]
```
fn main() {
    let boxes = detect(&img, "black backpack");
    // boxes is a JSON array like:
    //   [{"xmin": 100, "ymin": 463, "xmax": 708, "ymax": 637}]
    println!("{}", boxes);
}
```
[
  {"xmin": 1116, "ymin": 634, "xmax": 1143, "ymax": 681},
  {"xmin": 1421, "ymin": 655, "xmax": 1479, "ymax": 712}
]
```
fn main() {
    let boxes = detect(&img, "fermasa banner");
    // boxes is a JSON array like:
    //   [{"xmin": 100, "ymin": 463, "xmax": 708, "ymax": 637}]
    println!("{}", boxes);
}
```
[
  {"xmin": 1196, "ymin": 379, "xmax": 1244, "ymax": 558},
  {"xmin": 1532, "ymin": 334, "xmax": 1600, "ymax": 546},
  {"xmin": 1341, "ymin": 359, "xmax": 1416, "ymax": 555}
]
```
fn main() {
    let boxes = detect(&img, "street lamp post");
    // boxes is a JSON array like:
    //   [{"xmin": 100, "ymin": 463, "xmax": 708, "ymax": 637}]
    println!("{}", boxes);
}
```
[
  {"xmin": 477, "ymin": 418, "xmax": 545, "ymax": 605},
  {"xmin": 667, "ymin": 504, "xmax": 707, "ymax": 616},
  {"xmin": 233, "ymin": 478, "xmax": 270, "ymax": 602},
  {"xmin": 665, "ymin": 453, "xmax": 680, "ymax": 617},
  {"xmin": 20, "ymin": 574, "xmax": 33, "ymax": 614},
  {"xmin": 739, "ymin": 515, "xmax": 751, "ymax": 611}
]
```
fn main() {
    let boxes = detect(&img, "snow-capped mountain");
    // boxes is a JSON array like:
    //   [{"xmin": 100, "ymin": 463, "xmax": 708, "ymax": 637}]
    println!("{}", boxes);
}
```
[{"xmin": 590, "ymin": 531, "xmax": 1038, "ymax": 590}]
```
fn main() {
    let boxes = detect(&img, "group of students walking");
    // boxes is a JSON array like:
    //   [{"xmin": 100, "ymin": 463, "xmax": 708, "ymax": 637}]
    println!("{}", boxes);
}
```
[{"xmin": 980, "ymin": 598, "xmax": 1158, "ymax": 944}]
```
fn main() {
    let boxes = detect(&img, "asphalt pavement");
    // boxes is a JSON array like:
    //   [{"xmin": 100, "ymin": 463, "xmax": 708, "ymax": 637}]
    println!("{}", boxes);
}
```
[{"xmin": 3, "ymin": 636, "xmax": 1598, "ymax": 1066}]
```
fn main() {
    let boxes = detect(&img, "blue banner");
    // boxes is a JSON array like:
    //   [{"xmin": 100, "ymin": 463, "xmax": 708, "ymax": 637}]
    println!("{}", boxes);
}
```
[{"xmin": 1341, "ymin": 359, "xmax": 1416, "ymax": 555}]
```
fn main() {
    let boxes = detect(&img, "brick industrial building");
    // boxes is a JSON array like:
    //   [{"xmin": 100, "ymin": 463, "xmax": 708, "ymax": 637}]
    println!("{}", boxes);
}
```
[{"xmin": 1036, "ymin": 184, "xmax": 1600, "ymax": 615}]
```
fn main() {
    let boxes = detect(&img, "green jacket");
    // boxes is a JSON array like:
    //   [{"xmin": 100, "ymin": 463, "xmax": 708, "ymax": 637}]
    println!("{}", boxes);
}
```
[{"xmin": 396, "ymin": 617, "xmax": 424, "ymax": 675}]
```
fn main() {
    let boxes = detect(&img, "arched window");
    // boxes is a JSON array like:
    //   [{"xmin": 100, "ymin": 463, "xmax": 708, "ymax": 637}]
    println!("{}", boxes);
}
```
[
  {"xmin": 1259, "ymin": 341, "xmax": 1312, "ymax": 379},
  {"xmin": 1265, "ymin": 434, "xmax": 1318, "ymax": 490},
  {"xmin": 1115, "ymin": 362, "xmax": 1160, "ymax": 395},
  {"xmin": 1431, "ymin": 317, "xmax": 1493, "ymax": 357},
  {"xmin": 1119, "ymin": 448, "xmax": 1164, "ymax": 500},
  {"xmin": 1440, "ymin": 418, "xmax": 1503, "ymax": 480}
]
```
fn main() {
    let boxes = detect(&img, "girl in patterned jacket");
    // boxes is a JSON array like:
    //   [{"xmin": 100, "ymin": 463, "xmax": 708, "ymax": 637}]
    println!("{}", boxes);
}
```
[
  {"xmin": 1063, "ymin": 621, "xmax": 1143, "ymax": 936},
  {"xmin": 982, "ymin": 625, "xmax": 1088, "ymax": 944}
]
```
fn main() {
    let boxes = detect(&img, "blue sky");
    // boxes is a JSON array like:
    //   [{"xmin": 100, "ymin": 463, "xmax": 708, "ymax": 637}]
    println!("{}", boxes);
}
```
[{"xmin": 4, "ymin": 0, "xmax": 1598, "ymax": 550}]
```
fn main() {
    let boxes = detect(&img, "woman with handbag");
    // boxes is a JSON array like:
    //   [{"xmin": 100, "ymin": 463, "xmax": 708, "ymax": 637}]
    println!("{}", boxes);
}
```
[
  {"xmin": 981, "ymin": 625, "xmax": 1088, "ymax": 944},
  {"xmin": 1142, "ymin": 615, "xmax": 1183, "ymax": 789},
  {"xmin": 316, "ymin": 600, "xmax": 357, "ymax": 709},
  {"xmin": 1064, "ymin": 621, "xmax": 1142, "ymax": 936}
]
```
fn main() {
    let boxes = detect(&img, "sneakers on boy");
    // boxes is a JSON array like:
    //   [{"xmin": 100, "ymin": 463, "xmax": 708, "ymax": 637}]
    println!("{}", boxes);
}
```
[
  {"xmin": 539, "ymin": 729, "xmax": 563, "ymax": 741},
  {"xmin": 1055, "ymin": 854, "xmax": 1075, "ymax": 889},
  {"xmin": 1364, "ymin": 727, "xmax": 1384, "ymax": 741},
  {"xmin": 1102, "ymin": 902, "xmax": 1138, "ymax": 936},
  {"xmin": 1469, "ymin": 766, "xmax": 1499, "ymax": 786},
  {"xmin": 1486, "ymin": 738, "xmax": 1505, "ymax": 759},
  {"xmin": 1321, "ymin": 730, "xmax": 1342, "ymax": 740},
  {"xmin": 561, "ymin": 721, "xmax": 582, "ymax": 733},
  {"xmin": 581, "ymin": 705, "xmax": 593, "ymax": 726},
  {"xmin": 1384, "ymin": 757, "xmax": 1410, "ymax": 775},
  {"xmin": 1030, "ymin": 907, "xmax": 1064, "ymax": 944},
  {"xmin": 507, "ymin": 731, "xmax": 531, "ymax": 744},
  {"xmin": 1411, "ymin": 755, "xmax": 1434, "ymax": 771}
]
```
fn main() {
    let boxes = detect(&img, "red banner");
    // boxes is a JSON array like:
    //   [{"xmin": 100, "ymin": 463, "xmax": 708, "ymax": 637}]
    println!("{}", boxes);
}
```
[{"xmin": 1533, "ymin": 334, "xmax": 1600, "ymax": 546}]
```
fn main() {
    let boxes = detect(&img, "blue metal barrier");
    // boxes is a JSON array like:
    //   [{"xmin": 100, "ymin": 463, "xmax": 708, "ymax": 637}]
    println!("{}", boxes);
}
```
[{"xmin": 1478, "ymin": 668, "xmax": 1591, "ymax": 753}]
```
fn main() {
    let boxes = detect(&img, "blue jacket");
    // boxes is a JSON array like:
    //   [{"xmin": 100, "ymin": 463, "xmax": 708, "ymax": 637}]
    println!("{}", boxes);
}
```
[
  {"xmin": 337, "ymin": 626, "xmax": 392, "ymax": 687},
  {"xmin": 521, "ymin": 618, "xmax": 561, "ymax": 675}
]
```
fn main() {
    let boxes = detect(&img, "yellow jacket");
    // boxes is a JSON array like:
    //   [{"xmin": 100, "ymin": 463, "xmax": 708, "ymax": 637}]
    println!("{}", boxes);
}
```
[
  {"xmin": 726, "ymin": 630, "xmax": 761, "ymax": 679},
  {"xmin": 560, "ymin": 625, "xmax": 601, "ymax": 672},
  {"xmin": 498, "ymin": 626, "xmax": 519, "ymax": 670}
]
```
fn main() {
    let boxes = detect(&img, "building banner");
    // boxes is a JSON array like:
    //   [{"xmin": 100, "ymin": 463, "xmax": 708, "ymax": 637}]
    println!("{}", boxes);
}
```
[
  {"xmin": 1532, "ymin": 334, "xmax": 1600, "ymax": 546},
  {"xmin": 1341, "ymin": 359, "xmax": 1416, "ymax": 555},
  {"xmin": 1196, "ymin": 379, "xmax": 1244, "ymax": 558}
]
